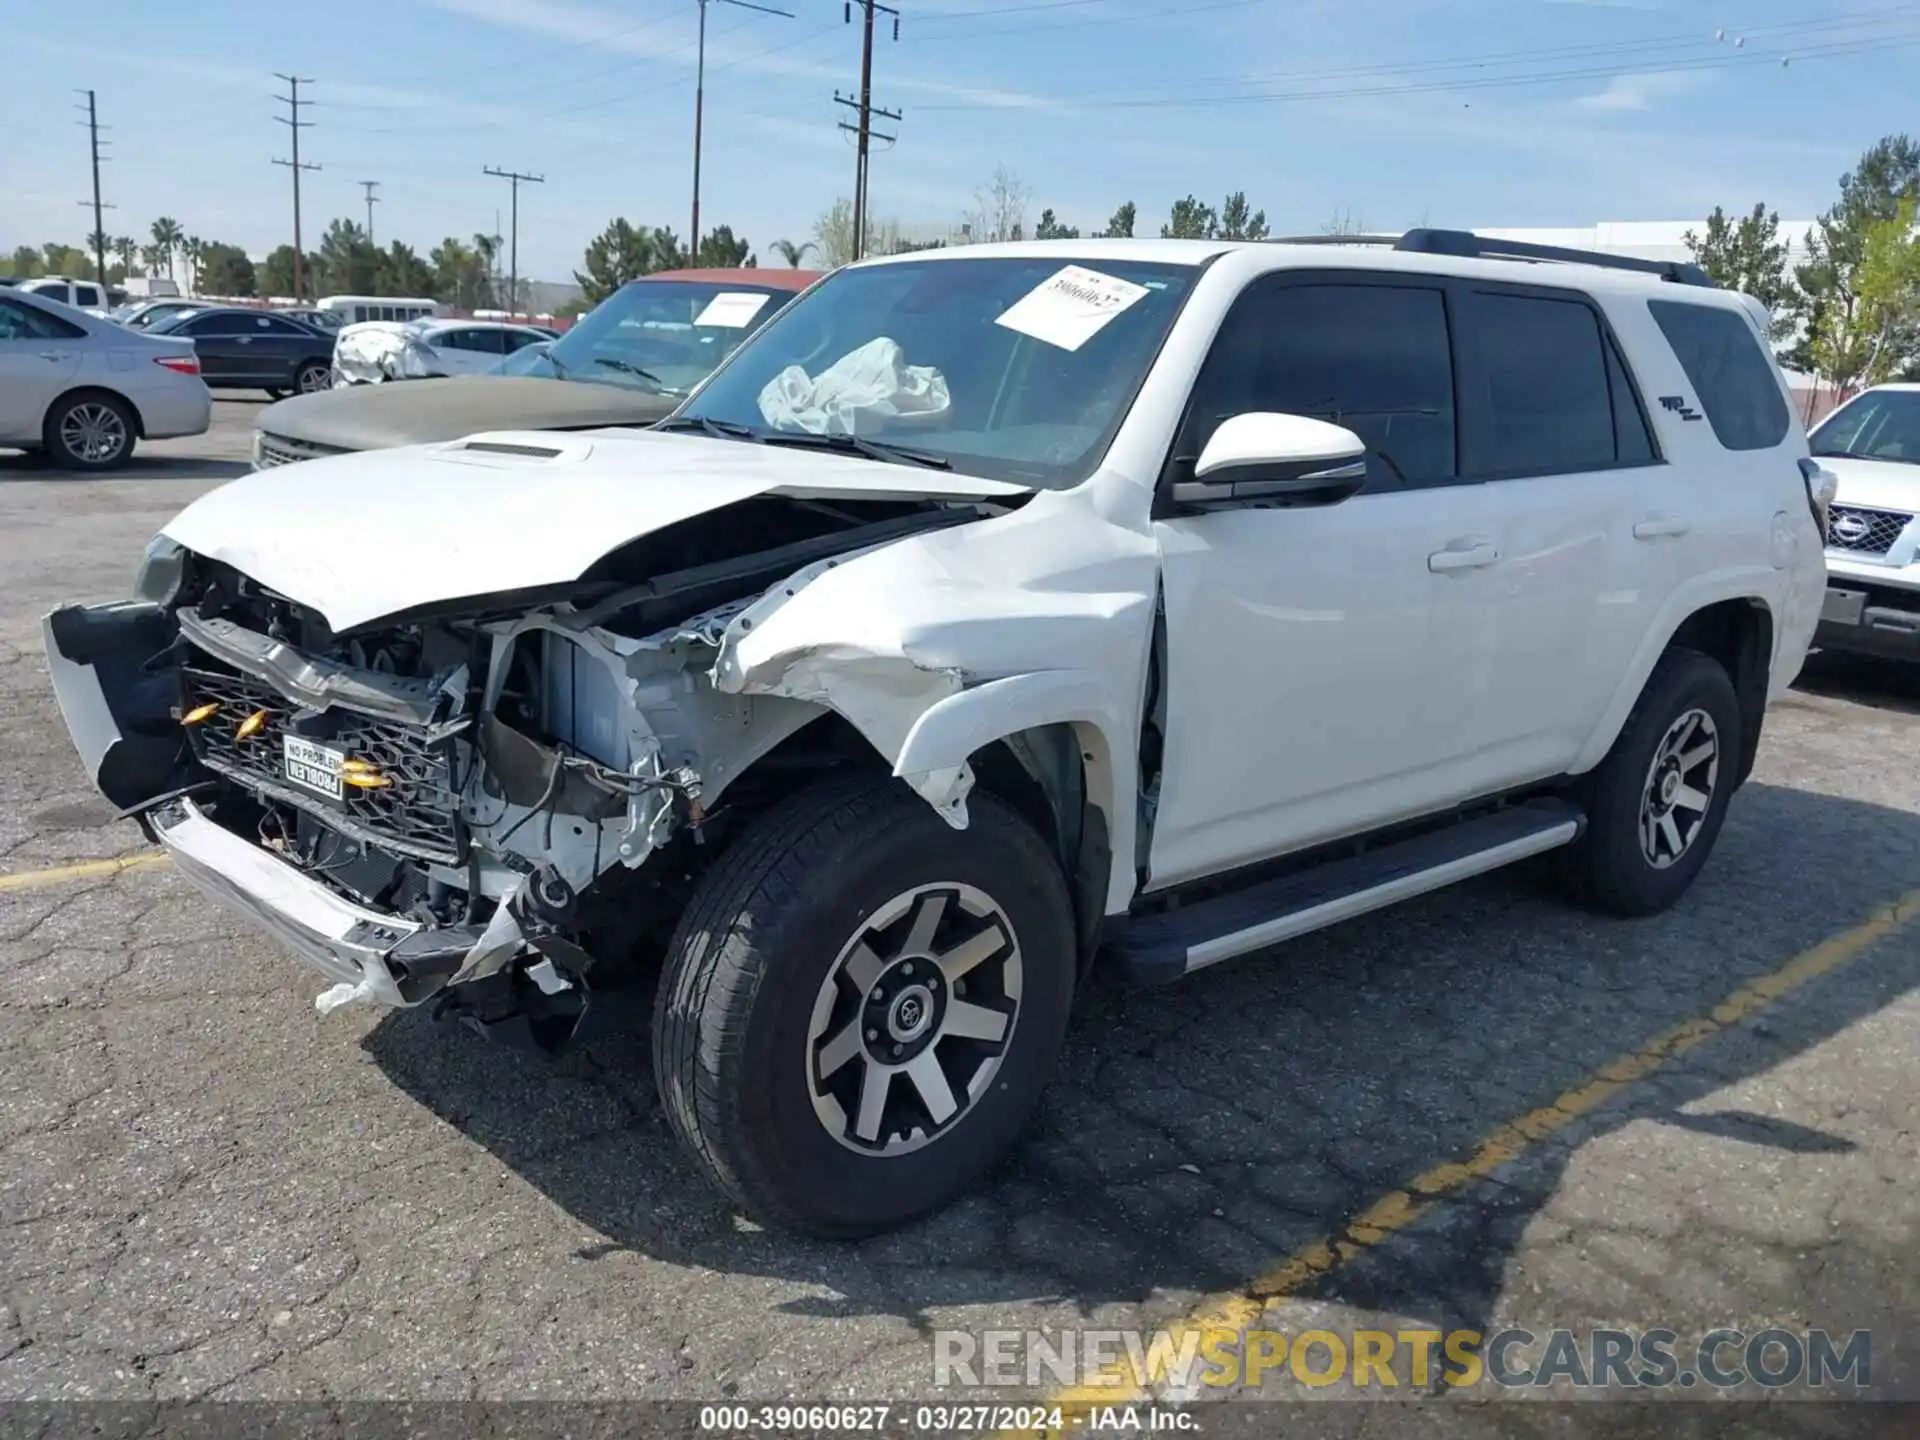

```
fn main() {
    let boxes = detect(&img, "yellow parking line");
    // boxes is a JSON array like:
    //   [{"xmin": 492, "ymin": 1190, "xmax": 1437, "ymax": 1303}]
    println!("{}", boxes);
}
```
[
  {"xmin": 1022, "ymin": 886, "xmax": 1920, "ymax": 1430},
  {"xmin": 0, "ymin": 852, "xmax": 168, "ymax": 893}
]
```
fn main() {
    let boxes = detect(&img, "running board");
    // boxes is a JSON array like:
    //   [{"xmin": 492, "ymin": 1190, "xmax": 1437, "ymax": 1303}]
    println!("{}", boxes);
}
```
[{"xmin": 1105, "ymin": 798, "xmax": 1584, "ymax": 986}]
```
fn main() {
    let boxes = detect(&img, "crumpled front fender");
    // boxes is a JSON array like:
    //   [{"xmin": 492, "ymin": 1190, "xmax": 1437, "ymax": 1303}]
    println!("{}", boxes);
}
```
[{"xmin": 42, "ymin": 601, "xmax": 191, "ymax": 813}]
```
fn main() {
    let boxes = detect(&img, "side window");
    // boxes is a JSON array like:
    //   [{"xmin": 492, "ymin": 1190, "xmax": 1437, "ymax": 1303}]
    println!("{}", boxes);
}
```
[
  {"xmin": 1606, "ymin": 336, "xmax": 1658, "ymax": 465},
  {"xmin": 1647, "ymin": 299, "xmax": 1790, "ymax": 451},
  {"xmin": 1177, "ymin": 279, "xmax": 1456, "ymax": 490},
  {"xmin": 0, "ymin": 298, "xmax": 85, "ymax": 340},
  {"xmin": 1461, "ymin": 290, "xmax": 1616, "ymax": 476},
  {"xmin": 181, "ymin": 313, "xmax": 233, "ymax": 336},
  {"xmin": 257, "ymin": 316, "xmax": 304, "ymax": 335},
  {"xmin": 74, "ymin": 285, "xmax": 102, "ymax": 308}
]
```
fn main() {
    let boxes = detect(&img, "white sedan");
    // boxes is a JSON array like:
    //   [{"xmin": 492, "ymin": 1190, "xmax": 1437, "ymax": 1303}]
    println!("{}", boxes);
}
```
[
  {"xmin": 332, "ymin": 320, "xmax": 556, "ymax": 385},
  {"xmin": 0, "ymin": 285, "xmax": 210, "ymax": 470}
]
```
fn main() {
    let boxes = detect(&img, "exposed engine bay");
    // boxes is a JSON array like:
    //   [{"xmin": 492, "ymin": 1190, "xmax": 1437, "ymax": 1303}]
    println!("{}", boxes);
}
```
[{"xmin": 101, "ymin": 490, "xmax": 1010, "ymax": 1051}]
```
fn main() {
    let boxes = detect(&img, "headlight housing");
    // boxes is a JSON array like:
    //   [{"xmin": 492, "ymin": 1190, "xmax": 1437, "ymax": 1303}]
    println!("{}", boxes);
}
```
[{"xmin": 133, "ymin": 534, "xmax": 187, "ymax": 606}]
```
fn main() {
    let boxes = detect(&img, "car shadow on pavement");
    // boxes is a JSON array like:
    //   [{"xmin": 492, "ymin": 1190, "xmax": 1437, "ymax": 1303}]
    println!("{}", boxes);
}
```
[
  {"xmin": 0, "ymin": 454, "xmax": 253, "ymax": 483},
  {"xmin": 360, "ymin": 778, "xmax": 1919, "ymax": 1365},
  {"xmin": 1794, "ymin": 648, "xmax": 1920, "ymax": 716}
]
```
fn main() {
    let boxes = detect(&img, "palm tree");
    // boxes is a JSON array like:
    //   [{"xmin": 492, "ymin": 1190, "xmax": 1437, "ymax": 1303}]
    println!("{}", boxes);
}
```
[
  {"xmin": 473, "ymin": 231, "xmax": 502, "ymax": 305},
  {"xmin": 181, "ymin": 236, "xmax": 205, "ymax": 295},
  {"xmin": 149, "ymin": 217, "xmax": 184, "ymax": 283},
  {"xmin": 113, "ymin": 236, "xmax": 139, "ymax": 275},
  {"xmin": 771, "ymin": 238, "xmax": 815, "ymax": 267}
]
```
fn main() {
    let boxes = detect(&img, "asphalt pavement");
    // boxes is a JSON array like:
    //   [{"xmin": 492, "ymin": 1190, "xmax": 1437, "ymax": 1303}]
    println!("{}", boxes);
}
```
[{"xmin": 0, "ymin": 401, "xmax": 1915, "ymax": 1429}]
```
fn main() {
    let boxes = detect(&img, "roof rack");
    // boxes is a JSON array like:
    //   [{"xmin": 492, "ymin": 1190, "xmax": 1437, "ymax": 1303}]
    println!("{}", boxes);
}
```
[{"xmin": 1265, "ymin": 227, "xmax": 1716, "ymax": 287}]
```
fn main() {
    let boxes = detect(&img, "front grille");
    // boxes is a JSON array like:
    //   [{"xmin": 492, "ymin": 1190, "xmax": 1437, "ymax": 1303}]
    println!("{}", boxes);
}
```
[
  {"xmin": 255, "ymin": 431, "xmax": 351, "ymax": 469},
  {"xmin": 182, "ymin": 664, "xmax": 463, "ymax": 864},
  {"xmin": 1826, "ymin": 503, "xmax": 1912, "ymax": 557}
]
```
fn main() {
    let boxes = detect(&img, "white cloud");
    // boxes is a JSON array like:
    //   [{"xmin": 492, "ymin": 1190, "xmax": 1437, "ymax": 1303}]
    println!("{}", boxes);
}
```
[{"xmin": 1575, "ymin": 70, "xmax": 1706, "ymax": 113}]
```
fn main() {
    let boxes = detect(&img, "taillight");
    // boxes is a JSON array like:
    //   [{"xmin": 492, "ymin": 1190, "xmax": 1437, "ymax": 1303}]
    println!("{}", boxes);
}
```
[
  {"xmin": 1798, "ymin": 457, "xmax": 1837, "ymax": 543},
  {"xmin": 154, "ymin": 354, "xmax": 200, "ymax": 376}
]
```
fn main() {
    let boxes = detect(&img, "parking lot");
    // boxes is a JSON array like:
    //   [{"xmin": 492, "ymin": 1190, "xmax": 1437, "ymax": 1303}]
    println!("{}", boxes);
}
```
[{"xmin": 1, "ymin": 400, "xmax": 1916, "ymax": 1420}]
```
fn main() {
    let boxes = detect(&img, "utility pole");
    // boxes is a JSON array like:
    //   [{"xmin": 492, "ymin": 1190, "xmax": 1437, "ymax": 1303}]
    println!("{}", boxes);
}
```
[
  {"xmin": 835, "ymin": 1, "xmax": 900, "ymax": 262},
  {"xmin": 359, "ymin": 180, "xmax": 380, "ymax": 247},
  {"xmin": 75, "ymin": 89, "xmax": 112, "ymax": 287},
  {"xmin": 691, "ymin": 0, "xmax": 793, "ymax": 263},
  {"xmin": 483, "ymin": 167, "xmax": 544, "ymax": 319},
  {"xmin": 272, "ymin": 75, "xmax": 319, "ymax": 300}
]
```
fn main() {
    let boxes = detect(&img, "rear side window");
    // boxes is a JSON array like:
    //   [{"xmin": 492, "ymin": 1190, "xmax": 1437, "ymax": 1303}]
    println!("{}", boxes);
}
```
[
  {"xmin": 1464, "ymin": 291, "xmax": 1616, "ymax": 475},
  {"xmin": 1648, "ymin": 300, "xmax": 1789, "ymax": 451}
]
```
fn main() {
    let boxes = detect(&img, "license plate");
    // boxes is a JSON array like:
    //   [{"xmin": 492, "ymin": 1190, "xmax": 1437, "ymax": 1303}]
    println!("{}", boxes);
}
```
[
  {"xmin": 1822, "ymin": 587, "xmax": 1867, "ymax": 626},
  {"xmin": 283, "ymin": 735, "xmax": 345, "ymax": 800}
]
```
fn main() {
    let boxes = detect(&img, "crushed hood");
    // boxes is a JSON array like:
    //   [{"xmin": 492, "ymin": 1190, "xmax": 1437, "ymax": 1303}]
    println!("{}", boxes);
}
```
[
  {"xmin": 1821, "ymin": 454, "xmax": 1920, "ymax": 513},
  {"xmin": 258, "ymin": 375, "xmax": 681, "ymax": 452},
  {"xmin": 161, "ymin": 428, "xmax": 1029, "ymax": 632}
]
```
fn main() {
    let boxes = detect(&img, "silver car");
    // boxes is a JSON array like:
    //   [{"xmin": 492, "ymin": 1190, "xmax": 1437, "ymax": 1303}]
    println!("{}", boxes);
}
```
[{"xmin": 0, "ymin": 285, "xmax": 210, "ymax": 470}]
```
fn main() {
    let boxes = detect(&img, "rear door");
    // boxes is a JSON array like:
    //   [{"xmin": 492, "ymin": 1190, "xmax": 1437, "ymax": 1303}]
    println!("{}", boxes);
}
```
[
  {"xmin": 252, "ymin": 314, "xmax": 319, "ymax": 384},
  {"xmin": 0, "ymin": 296, "xmax": 84, "ymax": 440},
  {"xmin": 434, "ymin": 326, "xmax": 507, "ymax": 374},
  {"xmin": 176, "ymin": 312, "xmax": 252, "ymax": 383},
  {"xmin": 1446, "ymin": 282, "xmax": 1666, "ymax": 787}
]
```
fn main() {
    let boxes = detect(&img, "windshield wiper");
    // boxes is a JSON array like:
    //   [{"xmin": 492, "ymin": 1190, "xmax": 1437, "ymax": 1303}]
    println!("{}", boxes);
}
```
[
  {"xmin": 593, "ymin": 356, "xmax": 665, "ymax": 387},
  {"xmin": 756, "ymin": 431, "xmax": 953, "ymax": 471},
  {"xmin": 655, "ymin": 415, "xmax": 761, "ymax": 441}
]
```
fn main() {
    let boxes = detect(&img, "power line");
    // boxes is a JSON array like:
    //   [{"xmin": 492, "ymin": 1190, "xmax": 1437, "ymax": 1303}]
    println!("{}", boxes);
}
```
[
  {"xmin": 75, "ymin": 89, "xmax": 112, "ymax": 287},
  {"xmin": 837, "ymin": 0, "xmax": 901, "ymax": 261},
  {"xmin": 692, "ymin": 0, "xmax": 793, "ymax": 258},
  {"xmin": 483, "ymin": 166, "xmax": 544, "ymax": 320},
  {"xmin": 359, "ymin": 180, "xmax": 380, "ymax": 246},
  {"xmin": 272, "ymin": 75, "xmax": 320, "ymax": 300}
]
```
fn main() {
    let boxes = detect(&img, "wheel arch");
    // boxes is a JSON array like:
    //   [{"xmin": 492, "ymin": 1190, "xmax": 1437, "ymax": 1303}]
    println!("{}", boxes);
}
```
[
  {"xmin": 46, "ymin": 384, "xmax": 147, "ymax": 440},
  {"xmin": 1575, "ymin": 589, "xmax": 1775, "ymax": 787}
]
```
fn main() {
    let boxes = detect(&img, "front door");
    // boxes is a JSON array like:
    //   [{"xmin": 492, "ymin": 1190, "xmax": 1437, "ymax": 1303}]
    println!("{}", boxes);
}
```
[
  {"xmin": 0, "ymin": 297, "xmax": 83, "ymax": 439},
  {"xmin": 1147, "ymin": 273, "xmax": 1503, "ymax": 890}
]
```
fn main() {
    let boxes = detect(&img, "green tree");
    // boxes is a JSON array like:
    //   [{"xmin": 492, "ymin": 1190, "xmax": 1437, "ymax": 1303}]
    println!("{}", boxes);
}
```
[
  {"xmin": 1218, "ymin": 190, "xmax": 1269, "ymax": 241},
  {"xmin": 199, "ymin": 242, "xmax": 256, "ymax": 297},
  {"xmin": 812, "ymin": 198, "xmax": 856, "ymax": 269},
  {"xmin": 1684, "ymin": 204, "xmax": 1793, "ymax": 341},
  {"xmin": 180, "ymin": 236, "xmax": 205, "ymax": 293},
  {"xmin": 40, "ymin": 242, "xmax": 90, "ymax": 276},
  {"xmin": 575, "ymin": 218, "xmax": 659, "ymax": 304},
  {"xmin": 148, "ymin": 216, "xmax": 183, "ymax": 282},
  {"xmin": 694, "ymin": 225, "xmax": 751, "ymax": 268},
  {"xmin": 315, "ymin": 218, "xmax": 380, "ymax": 295},
  {"xmin": 112, "ymin": 236, "xmax": 139, "ymax": 275},
  {"xmin": 1788, "ymin": 134, "xmax": 1920, "ymax": 379},
  {"xmin": 771, "ymin": 238, "xmax": 815, "ymax": 267},
  {"xmin": 1161, "ymin": 194, "xmax": 1218, "ymax": 239},
  {"xmin": 1033, "ymin": 208, "xmax": 1080, "ymax": 240},
  {"xmin": 259, "ymin": 245, "xmax": 314, "ymax": 297},
  {"xmin": 378, "ymin": 241, "xmax": 436, "ymax": 297},
  {"xmin": 1817, "ymin": 197, "xmax": 1920, "ymax": 393},
  {"xmin": 429, "ymin": 238, "xmax": 492, "ymax": 309},
  {"xmin": 3, "ymin": 246, "xmax": 40, "ymax": 278},
  {"xmin": 1098, "ymin": 201, "xmax": 1136, "ymax": 239}
]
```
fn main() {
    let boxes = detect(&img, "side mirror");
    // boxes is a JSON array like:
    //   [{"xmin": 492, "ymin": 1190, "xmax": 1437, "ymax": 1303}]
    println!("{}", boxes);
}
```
[{"xmin": 1170, "ymin": 412, "xmax": 1369, "ymax": 508}]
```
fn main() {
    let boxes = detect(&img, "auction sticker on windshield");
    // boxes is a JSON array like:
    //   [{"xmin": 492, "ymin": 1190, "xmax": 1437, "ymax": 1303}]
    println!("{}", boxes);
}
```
[
  {"xmin": 284, "ymin": 736, "xmax": 345, "ymax": 801},
  {"xmin": 994, "ymin": 265, "xmax": 1150, "ymax": 351},
  {"xmin": 694, "ymin": 292, "xmax": 773, "ymax": 329}
]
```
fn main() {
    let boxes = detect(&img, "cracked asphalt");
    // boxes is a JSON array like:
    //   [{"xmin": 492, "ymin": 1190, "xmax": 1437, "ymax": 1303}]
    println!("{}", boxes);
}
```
[{"xmin": 1, "ymin": 402, "xmax": 1916, "ymax": 1424}]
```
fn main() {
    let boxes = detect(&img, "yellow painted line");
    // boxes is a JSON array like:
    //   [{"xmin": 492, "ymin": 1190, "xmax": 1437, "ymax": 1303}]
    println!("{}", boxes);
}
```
[
  {"xmin": 1017, "ymin": 886, "xmax": 1920, "ymax": 1431},
  {"xmin": 0, "ymin": 852, "xmax": 169, "ymax": 893}
]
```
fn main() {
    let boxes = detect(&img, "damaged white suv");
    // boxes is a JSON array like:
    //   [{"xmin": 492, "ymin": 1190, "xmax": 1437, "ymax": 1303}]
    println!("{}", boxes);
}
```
[{"xmin": 45, "ymin": 231, "xmax": 1830, "ymax": 1237}]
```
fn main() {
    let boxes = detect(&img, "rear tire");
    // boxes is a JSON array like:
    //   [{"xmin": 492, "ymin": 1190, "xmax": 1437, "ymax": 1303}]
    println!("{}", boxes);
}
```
[
  {"xmin": 294, "ymin": 363, "xmax": 331, "ymax": 395},
  {"xmin": 44, "ymin": 392, "xmax": 135, "ymax": 471},
  {"xmin": 1559, "ymin": 648, "xmax": 1741, "ymax": 917},
  {"xmin": 653, "ymin": 777, "xmax": 1076, "ymax": 1238}
]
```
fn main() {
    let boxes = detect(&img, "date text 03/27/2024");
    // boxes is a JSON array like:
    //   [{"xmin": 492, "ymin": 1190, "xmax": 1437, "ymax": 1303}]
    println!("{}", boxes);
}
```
[{"xmin": 696, "ymin": 1404, "xmax": 1195, "ymax": 1433}]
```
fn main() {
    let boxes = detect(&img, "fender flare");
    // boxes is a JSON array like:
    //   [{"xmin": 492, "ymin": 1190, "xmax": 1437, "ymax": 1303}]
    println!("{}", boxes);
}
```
[
  {"xmin": 893, "ymin": 669, "xmax": 1138, "ymax": 914},
  {"xmin": 1571, "ymin": 568, "xmax": 1777, "ymax": 775}
]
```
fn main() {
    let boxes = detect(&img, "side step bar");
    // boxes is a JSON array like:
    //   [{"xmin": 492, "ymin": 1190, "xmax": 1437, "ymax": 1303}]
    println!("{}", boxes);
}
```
[{"xmin": 1105, "ymin": 798, "xmax": 1584, "ymax": 986}]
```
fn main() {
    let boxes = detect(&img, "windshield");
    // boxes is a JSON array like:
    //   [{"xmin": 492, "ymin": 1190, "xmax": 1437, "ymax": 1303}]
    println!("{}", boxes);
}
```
[
  {"xmin": 1811, "ymin": 388, "xmax": 1920, "ymax": 465},
  {"xmin": 545, "ymin": 280, "xmax": 798, "ymax": 396},
  {"xmin": 676, "ymin": 256, "xmax": 1197, "ymax": 488}
]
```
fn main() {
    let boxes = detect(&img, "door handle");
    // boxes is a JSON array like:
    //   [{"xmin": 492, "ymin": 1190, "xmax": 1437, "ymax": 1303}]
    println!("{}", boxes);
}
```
[
  {"xmin": 1633, "ymin": 513, "xmax": 1691, "ymax": 540},
  {"xmin": 1428, "ymin": 542, "xmax": 1500, "ymax": 573},
  {"xmin": 38, "ymin": 351, "xmax": 68, "ymax": 362}
]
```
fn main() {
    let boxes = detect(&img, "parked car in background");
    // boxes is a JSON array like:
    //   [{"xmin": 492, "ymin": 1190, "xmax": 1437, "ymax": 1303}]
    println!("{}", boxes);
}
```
[
  {"xmin": 332, "ymin": 319, "xmax": 556, "ymax": 385},
  {"xmin": 1808, "ymin": 383, "xmax": 1920, "ymax": 661},
  {"xmin": 252, "ymin": 269, "xmax": 818, "ymax": 466},
  {"xmin": 114, "ymin": 298, "xmax": 219, "ymax": 330},
  {"xmin": 147, "ymin": 306, "xmax": 335, "ymax": 398},
  {"xmin": 0, "ymin": 284, "xmax": 208, "ymax": 470},
  {"xmin": 14, "ymin": 276, "xmax": 113, "ymax": 317},
  {"xmin": 272, "ymin": 306, "xmax": 345, "ymax": 333}
]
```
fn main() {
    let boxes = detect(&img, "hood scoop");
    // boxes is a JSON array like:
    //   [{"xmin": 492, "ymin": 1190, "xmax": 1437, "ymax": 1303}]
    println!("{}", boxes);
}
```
[{"xmin": 459, "ymin": 440, "xmax": 563, "ymax": 459}]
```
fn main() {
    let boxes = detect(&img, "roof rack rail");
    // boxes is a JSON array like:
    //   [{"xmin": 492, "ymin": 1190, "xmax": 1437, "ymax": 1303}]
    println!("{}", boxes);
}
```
[
  {"xmin": 1265, "ymin": 234, "xmax": 1401, "ymax": 247},
  {"xmin": 1393, "ymin": 228, "xmax": 1716, "ymax": 286}
]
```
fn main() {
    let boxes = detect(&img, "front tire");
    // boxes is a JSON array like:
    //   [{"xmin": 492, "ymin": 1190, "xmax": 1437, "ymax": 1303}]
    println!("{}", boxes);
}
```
[
  {"xmin": 653, "ymin": 777, "xmax": 1076, "ymax": 1237},
  {"xmin": 1560, "ymin": 648, "xmax": 1741, "ymax": 916},
  {"xmin": 44, "ymin": 392, "xmax": 135, "ymax": 471},
  {"xmin": 294, "ymin": 363, "xmax": 331, "ymax": 395}
]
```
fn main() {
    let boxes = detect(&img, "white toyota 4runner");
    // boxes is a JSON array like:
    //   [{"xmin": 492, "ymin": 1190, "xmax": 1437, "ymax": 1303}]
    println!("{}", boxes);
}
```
[
  {"xmin": 44, "ymin": 231, "xmax": 1831, "ymax": 1237},
  {"xmin": 1805, "ymin": 383, "xmax": 1920, "ymax": 659}
]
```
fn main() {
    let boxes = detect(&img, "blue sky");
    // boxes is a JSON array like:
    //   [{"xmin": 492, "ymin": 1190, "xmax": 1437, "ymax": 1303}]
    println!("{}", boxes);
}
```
[{"xmin": 5, "ymin": 0, "xmax": 1917, "ymax": 282}]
